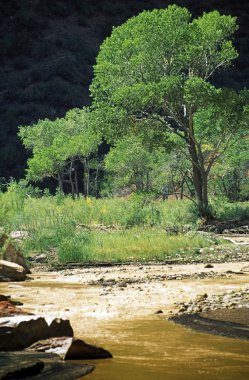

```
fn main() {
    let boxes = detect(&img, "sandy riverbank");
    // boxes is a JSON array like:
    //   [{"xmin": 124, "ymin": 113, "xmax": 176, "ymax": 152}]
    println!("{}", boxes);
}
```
[{"xmin": 0, "ymin": 261, "xmax": 248, "ymax": 339}]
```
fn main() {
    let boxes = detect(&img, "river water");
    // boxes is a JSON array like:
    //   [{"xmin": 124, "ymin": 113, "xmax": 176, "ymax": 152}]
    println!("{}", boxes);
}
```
[
  {"xmin": 81, "ymin": 318, "xmax": 249, "ymax": 380},
  {"xmin": 1, "ymin": 268, "xmax": 249, "ymax": 380}
]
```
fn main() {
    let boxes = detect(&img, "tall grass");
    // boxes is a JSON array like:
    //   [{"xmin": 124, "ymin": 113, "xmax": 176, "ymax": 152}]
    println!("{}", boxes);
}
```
[
  {"xmin": 0, "ymin": 183, "xmax": 248, "ymax": 263},
  {"xmin": 0, "ymin": 190, "xmax": 200, "ymax": 232},
  {"xmin": 87, "ymin": 229, "xmax": 212, "ymax": 263}
]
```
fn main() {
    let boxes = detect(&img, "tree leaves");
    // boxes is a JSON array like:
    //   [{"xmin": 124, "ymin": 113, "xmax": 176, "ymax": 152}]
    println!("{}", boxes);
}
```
[{"xmin": 18, "ymin": 108, "xmax": 101, "ymax": 182}]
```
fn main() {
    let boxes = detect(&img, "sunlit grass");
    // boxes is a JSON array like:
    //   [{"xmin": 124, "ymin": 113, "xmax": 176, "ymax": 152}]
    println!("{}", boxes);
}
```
[
  {"xmin": 87, "ymin": 229, "xmax": 212, "ymax": 263},
  {"xmin": 54, "ymin": 228, "xmax": 213, "ymax": 263},
  {"xmin": 0, "ymin": 186, "xmax": 247, "ymax": 263}
]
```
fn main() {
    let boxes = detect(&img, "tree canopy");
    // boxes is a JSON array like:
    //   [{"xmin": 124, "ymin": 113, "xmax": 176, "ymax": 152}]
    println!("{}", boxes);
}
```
[
  {"xmin": 91, "ymin": 5, "xmax": 249, "ymax": 217},
  {"xmin": 18, "ymin": 108, "xmax": 101, "ymax": 196}
]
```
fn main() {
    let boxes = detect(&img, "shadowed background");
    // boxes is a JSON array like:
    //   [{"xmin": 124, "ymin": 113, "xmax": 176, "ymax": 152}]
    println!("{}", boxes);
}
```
[{"xmin": 0, "ymin": 0, "xmax": 248, "ymax": 179}]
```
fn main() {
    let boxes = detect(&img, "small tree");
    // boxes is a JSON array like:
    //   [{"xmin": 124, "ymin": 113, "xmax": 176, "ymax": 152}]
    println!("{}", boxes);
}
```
[
  {"xmin": 19, "ymin": 108, "xmax": 101, "ymax": 196},
  {"xmin": 91, "ymin": 5, "xmax": 248, "ymax": 218}
]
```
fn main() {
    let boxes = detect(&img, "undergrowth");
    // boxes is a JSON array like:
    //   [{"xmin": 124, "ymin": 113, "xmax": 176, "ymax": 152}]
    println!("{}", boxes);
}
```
[{"xmin": 0, "ymin": 183, "xmax": 248, "ymax": 263}]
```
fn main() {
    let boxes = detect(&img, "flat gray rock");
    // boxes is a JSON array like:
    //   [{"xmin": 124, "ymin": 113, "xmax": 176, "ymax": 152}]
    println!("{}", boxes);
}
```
[
  {"xmin": 0, "ymin": 352, "xmax": 94, "ymax": 379},
  {"xmin": 27, "ymin": 336, "xmax": 112, "ymax": 360}
]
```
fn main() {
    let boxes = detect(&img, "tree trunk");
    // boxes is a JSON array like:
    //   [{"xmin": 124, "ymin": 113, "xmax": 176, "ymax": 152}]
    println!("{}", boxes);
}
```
[
  {"xmin": 57, "ymin": 173, "xmax": 64, "ymax": 194},
  {"xmin": 69, "ymin": 161, "xmax": 75, "ymax": 199},
  {"xmin": 74, "ymin": 167, "xmax": 79, "ymax": 197},
  {"xmin": 187, "ymin": 136, "xmax": 212, "ymax": 219},
  {"xmin": 94, "ymin": 168, "xmax": 99, "ymax": 198},
  {"xmin": 83, "ymin": 158, "xmax": 89, "ymax": 197}
]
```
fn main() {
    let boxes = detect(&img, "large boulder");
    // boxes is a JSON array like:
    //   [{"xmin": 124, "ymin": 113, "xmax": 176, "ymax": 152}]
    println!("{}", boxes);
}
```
[
  {"xmin": 0, "ymin": 233, "xmax": 31, "ymax": 274},
  {"xmin": 27, "ymin": 336, "xmax": 112, "ymax": 360},
  {"xmin": 0, "ymin": 316, "xmax": 73, "ymax": 351},
  {"xmin": 0, "ymin": 259, "xmax": 27, "ymax": 281}
]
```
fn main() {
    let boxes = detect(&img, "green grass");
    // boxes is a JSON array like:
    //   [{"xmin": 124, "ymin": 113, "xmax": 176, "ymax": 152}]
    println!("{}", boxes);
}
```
[
  {"xmin": 0, "ymin": 184, "xmax": 248, "ymax": 264},
  {"xmin": 80, "ymin": 229, "xmax": 212, "ymax": 263},
  {"xmin": 18, "ymin": 195, "xmax": 207, "ymax": 262}
]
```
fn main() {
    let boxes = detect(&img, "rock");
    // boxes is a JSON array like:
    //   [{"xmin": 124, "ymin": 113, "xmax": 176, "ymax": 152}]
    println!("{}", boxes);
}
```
[
  {"xmin": 0, "ymin": 294, "xmax": 23, "ymax": 305},
  {"xmin": 0, "ymin": 316, "xmax": 73, "ymax": 351},
  {"xmin": 179, "ymin": 306, "xmax": 187, "ymax": 313},
  {"xmin": 0, "ymin": 300, "xmax": 32, "ymax": 317},
  {"xmin": 170, "ymin": 311, "xmax": 249, "ymax": 340},
  {"xmin": 27, "ymin": 337, "xmax": 112, "ymax": 360},
  {"xmin": 1, "ymin": 238, "xmax": 31, "ymax": 274},
  {"xmin": 33, "ymin": 253, "xmax": 47, "ymax": 263},
  {"xmin": 118, "ymin": 281, "xmax": 127, "ymax": 288},
  {"xmin": 9, "ymin": 230, "xmax": 28, "ymax": 239},
  {"xmin": 241, "ymin": 265, "xmax": 249, "ymax": 272},
  {"xmin": 204, "ymin": 264, "xmax": 214, "ymax": 268},
  {"xmin": 46, "ymin": 317, "xmax": 74, "ymax": 338},
  {"xmin": 155, "ymin": 310, "xmax": 164, "ymax": 314},
  {"xmin": 30, "ymin": 361, "xmax": 94, "ymax": 379},
  {"xmin": 0, "ymin": 352, "xmax": 94, "ymax": 380},
  {"xmin": 0, "ymin": 294, "xmax": 9, "ymax": 302},
  {"xmin": 196, "ymin": 293, "xmax": 208, "ymax": 302},
  {"xmin": 0, "ymin": 259, "xmax": 27, "ymax": 281},
  {"xmin": 0, "ymin": 352, "xmax": 44, "ymax": 380}
]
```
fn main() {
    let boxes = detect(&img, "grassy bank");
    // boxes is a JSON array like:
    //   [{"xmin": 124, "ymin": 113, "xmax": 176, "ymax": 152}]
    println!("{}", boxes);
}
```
[
  {"xmin": 0, "ymin": 184, "xmax": 248, "ymax": 263},
  {"xmin": 56, "ymin": 228, "xmax": 213, "ymax": 263}
]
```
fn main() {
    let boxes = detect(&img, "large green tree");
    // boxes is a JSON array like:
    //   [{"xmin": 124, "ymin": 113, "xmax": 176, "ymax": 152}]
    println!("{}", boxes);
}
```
[{"xmin": 91, "ymin": 5, "xmax": 248, "ymax": 217}]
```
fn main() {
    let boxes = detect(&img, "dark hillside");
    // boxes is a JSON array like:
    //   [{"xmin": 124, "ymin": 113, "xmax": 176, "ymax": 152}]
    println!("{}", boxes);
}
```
[{"xmin": 0, "ymin": 0, "xmax": 248, "ymax": 179}]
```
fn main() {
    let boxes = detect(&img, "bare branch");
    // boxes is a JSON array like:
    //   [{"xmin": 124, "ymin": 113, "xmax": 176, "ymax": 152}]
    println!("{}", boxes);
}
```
[{"xmin": 173, "ymin": 192, "xmax": 197, "ymax": 205}]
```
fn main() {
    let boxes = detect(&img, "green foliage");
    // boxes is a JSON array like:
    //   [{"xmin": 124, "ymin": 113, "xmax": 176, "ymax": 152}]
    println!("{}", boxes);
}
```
[
  {"xmin": 1, "ymin": 185, "xmax": 247, "ymax": 262},
  {"xmin": 57, "ymin": 233, "xmax": 92, "ymax": 263},
  {"xmin": 91, "ymin": 5, "xmax": 247, "ymax": 217},
  {"xmin": 212, "ymin": 199, "xmax": 249, "ymax": 221},
  {"xmin": 92, "ymin": 6, "xmax": 237, "ymax": 106},
  {"xmin": 0, "ymin": 186, "xmax": 201, "ymax": 250},
  {"xmin": 103, "ymin": 135, "xmax": 168, "ymax": 194},
  {"xmin": 2, "ymin": 0, "xmax": 249, "ymax": 184},
  {"xmin": 19, "ymin": 108, "xmax": 101, "ymax": 184},
  {"xmin": 90, "ymin": 229, "xmax": 211, "ymax": 262},
  {"xmin": 208, "ymin": 128, "xmax": 249, "ymax": 201},
  {"xmin": 0, "ymin": 180, "xmax": 41, "ymax": 231}
]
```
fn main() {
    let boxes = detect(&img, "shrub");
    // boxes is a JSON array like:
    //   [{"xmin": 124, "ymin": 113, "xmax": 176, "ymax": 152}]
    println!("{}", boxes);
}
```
[{"xmin": 213, "ymin": 199, "xmax": 249, "ymax": 221}]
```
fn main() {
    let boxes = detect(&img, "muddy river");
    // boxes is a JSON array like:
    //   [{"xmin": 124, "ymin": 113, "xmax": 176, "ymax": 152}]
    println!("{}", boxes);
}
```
[
  {"xmin": 1, "ymin": 262, "xmax": 249, "ymax": 379},
  {"xmin": 84, "ymin": 318, "xmax": 249, "ymax": 380}
]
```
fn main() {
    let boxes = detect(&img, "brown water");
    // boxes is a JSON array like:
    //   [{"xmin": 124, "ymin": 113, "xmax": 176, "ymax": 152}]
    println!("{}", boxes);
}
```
[
  {"xmin": 1, "ymin": 267, "xmax": 249, "ymax": 380},
  {"xmin": 82, "ymin": 318, "xmax": 249, "ymax": 380}
]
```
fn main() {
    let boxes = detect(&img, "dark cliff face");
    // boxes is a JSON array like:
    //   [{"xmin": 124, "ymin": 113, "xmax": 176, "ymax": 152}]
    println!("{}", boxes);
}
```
[{"xmin": 0, "ymin": 0, "xmax": 248, "ymax": 180}]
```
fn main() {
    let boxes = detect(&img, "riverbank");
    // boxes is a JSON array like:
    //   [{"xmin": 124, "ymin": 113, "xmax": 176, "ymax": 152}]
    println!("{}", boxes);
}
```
[
  {"xmin": 1, "ymin": 260, "xmax": 248, "ymax": 335},
  {"xmin": 1, "ymin": 258, "xmax": 249, "ymax": 379},
  {"xmin": 1, "ymin": 263, "xmax": 249, "ymax": 380}
]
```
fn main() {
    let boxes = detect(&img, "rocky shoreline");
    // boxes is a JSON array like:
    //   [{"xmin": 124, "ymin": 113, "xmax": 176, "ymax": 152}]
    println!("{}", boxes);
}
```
[
  {"xmin": 1, "ymin": 229, "xmax": 248, "ymax": 380},
  {"xmin": 171, "ymin": 288, "xmax": 249, "ymax": 340}
]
